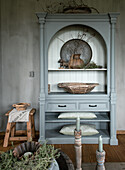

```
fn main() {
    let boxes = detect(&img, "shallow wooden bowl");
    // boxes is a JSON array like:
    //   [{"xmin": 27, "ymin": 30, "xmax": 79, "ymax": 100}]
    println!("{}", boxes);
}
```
[
  {"xmin": 58, "ymin": 83, "xmax": 99, "ymax": 94},
  {"xmin": 12, "ymin": 103, "xmax": 30, "ymax": 111}
]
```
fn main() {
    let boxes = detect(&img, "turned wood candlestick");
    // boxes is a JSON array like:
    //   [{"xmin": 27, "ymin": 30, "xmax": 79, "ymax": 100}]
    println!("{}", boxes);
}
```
[
  {"xmin": 96, "ymin": 150, "xmax": 106, "ymax": 170},
  {"xmin": 74, "ymin": 129, "xmax": 82, "ymax": 170}
]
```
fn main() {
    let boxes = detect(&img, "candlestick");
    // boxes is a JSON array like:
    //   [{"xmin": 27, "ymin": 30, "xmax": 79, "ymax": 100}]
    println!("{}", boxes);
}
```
[
  {"xmin": 96, "ymin": 150, "xmax": 106, "ymax": 170},
  {"xmin": 76, "ymin": 117, "xmax": 80, "ymax": 131},
  {"xmin": 98, "ymin": 135, "xmax": 103, "ymax": 152},
  {"xmin": 74, "ymin": 129, "xmax": 82, "ymax": 170}
]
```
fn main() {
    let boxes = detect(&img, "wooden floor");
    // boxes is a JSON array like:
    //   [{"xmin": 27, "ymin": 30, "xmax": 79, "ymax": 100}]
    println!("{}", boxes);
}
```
[{"xmin": 0, "ymin": 132, "xmax": 125, "ymax": 165}]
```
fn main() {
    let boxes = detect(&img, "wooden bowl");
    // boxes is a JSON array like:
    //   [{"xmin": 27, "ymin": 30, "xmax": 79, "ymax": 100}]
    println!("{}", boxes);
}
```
[
  {"xmin": 58, "ymin": 83, "xmax": 99, "ymax": 94},
  {"xmin": 12, "ymin": 103, "xmax": 30, "ymax": 111}
]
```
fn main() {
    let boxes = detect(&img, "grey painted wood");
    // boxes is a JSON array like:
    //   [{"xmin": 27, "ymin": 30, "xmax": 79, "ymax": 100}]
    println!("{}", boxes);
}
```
[
  {"xmin": 45, "ymin": 101, "xmax": 109, "ymax": 112},
  {"xmin": 45, "ymin": 98, "xmax": 110, "ymax": 112},
  {"xmin": 38, "ymin": 17, "xmax": 46, "ymax": 142},
  {"xmin": 46, "ymin": 102, "xmax": 77, "ymax": 111},
  {"xmin": 47, "ymin": 92, "xmax": 109, "ymax": 98},
  {"xmin": 45, "ymin": 129, "xmax": 110, "ymax": 144},
  {"xmin": 36, "ymin": 13, "xmax": 119, "ymax": 145},
  {"xmin": 45, "ymin": 114, "xmax": 110, "ymax": 123},
  {"xmin": 109, "ymin": 13, "xmax": 118, "ymax": 145},
  {"xmin": 78, "ymin": 102, "xmax": 109, "ymax": 111}
]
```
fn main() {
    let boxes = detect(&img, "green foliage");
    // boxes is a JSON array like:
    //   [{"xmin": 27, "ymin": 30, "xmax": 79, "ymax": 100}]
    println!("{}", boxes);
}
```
[
  {"xmin": 0, "ymin": 142, "xmax": 60, "ymax": 170},
  {"xmin": 0, "ymin": 150, "xmax": 18, "ymax": 170},
  {"xmin": 85, "ymin": 61, "xmax": 102, "ymax": 69}
]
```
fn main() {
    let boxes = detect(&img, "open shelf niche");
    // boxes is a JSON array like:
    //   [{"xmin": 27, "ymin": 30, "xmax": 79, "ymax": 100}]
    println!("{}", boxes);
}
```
[{"xmin": 48, "ymin": 25, "xmax": 107, "ymax": 94}]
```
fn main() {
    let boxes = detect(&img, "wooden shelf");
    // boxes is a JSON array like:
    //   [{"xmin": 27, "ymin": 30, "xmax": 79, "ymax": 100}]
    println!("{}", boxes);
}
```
[
  {"xmin": 45, "ymin": 129, "xmax": 110, "ymax": 144},
  {"xmin": 48, "ymin": 92, "xmax": 107, "ymax": 96},
  {"xmin": 48, "ymin": 68, "xmax": 107, "ymax": 71},
  {"xmin": 45, "ymin": 114, "xmax": 110, "ymax": 123}
]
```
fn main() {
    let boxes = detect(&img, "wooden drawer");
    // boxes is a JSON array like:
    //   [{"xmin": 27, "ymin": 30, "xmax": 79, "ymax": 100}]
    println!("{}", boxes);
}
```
[
  {"xmin": 79, "ymin": 102, "xmax": 109, "ymax": 111},
  {"xmin": 46, "ymin": 102, "xmax": 77, "ymax": 111}
]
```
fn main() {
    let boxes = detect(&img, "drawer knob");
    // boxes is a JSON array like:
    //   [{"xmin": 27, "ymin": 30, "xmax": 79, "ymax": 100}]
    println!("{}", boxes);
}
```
[
  {"xmin": 58, "ymin": 105, "xmax": 66, "ymax": 107},
  {"xmin": 89, "ymin": 105, "xmax": 97, "ymax": 107}
]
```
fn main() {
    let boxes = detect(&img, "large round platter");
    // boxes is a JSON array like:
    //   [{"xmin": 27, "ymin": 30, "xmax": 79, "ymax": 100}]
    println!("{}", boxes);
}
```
[{"xmin": 60, "ymin": 39, "xmax": 92, "ymax": 66}]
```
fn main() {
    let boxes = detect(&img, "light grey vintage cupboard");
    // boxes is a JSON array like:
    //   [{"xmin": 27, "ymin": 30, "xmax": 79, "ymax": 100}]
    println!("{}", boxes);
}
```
[{"xmin": 36, "ymin": 13, "xmax": 119, "ymax": 145}]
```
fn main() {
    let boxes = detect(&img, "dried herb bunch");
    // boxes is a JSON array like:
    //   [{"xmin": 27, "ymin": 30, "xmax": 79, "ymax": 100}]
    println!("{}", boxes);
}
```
[
  {"xmin": 0, "ymin": 142, "xmax": 60, "ymax": 170},
  {"xmin": 85, "ymin": 61, "xmax": 102, "ymax": 69},
  {"xmin": 36, "ymin": 0, "xmax": 99, "ymax": 13}
]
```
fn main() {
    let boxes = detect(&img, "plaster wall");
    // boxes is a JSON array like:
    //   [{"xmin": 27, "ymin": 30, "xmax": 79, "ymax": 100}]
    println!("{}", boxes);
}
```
[
  {"xmin": 0, "ymin": 0, "xmax": 2, "ymax": 130},
  {"xmin": 0, "ymin": 0, "xmax": 40, "ymax": 131},
  {"xmin": 0, "ymin": 0, "xmax": 125, "ymax": 131}
]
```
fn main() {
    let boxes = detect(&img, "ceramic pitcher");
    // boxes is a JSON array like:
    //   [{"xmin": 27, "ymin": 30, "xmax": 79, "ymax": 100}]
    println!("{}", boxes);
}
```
[{"xmin": 68, "ymin": 54, "xmax": 84, "ymax": 69}]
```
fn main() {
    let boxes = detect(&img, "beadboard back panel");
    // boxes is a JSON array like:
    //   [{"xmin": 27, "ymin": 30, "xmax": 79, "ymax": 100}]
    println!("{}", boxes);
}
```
[{"xmin": 48, "ymin": 71, "xmax": 106, "ymax": 92}]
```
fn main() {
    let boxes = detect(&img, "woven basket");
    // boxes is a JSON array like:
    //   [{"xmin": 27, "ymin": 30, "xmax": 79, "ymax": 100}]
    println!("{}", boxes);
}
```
[{"xmin": 58, "ymin": 83, "xmax": 99, "ymax": 94}]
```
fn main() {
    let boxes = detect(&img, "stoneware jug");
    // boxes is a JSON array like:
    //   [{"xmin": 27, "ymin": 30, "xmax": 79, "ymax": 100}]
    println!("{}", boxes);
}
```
[{"xmin": 68, "ymin": 54, "xmax": 84, "ymax": 69}]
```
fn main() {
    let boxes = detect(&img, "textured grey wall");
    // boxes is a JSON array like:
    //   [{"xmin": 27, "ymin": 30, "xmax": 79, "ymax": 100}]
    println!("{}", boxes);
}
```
[
  {"xmin": 0, "ymin": 0, "xmax": 40, "ymax": 131},
  {"xmin": 0, "ymin": 0, "xmax": 2, "ymax": 129},
  {"xmin": 0, "ymin": 0, "xmax": 125, "ymax": 131}
]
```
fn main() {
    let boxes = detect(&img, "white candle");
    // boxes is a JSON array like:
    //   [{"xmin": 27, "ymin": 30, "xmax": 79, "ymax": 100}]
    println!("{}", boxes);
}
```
[
  {"xmin": 76, "ymin": 117, "xmax": 80, "ymax": 131},
  {"xmin": 98, "ymin": 135, "xmax": 103, "ymax": 152}
]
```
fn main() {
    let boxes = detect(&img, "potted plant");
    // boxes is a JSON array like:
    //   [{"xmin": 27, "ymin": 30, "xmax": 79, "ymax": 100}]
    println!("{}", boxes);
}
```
[{"xmin": 0, "ymin": 141, "xmax": 60, "ymax": 170}]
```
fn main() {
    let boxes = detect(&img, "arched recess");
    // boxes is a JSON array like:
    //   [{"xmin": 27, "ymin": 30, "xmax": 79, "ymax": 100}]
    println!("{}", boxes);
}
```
[
  {"xmin": 47, "ymin": 24, "xmax": 107, "ymax": 93},
  {"xmin": 48, "ymin": 24, "xmax": 107, "ymax": 69}
]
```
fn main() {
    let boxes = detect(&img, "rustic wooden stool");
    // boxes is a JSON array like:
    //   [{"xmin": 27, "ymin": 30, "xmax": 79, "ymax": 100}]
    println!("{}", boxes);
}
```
[{"xmin": 3, "ymin": 108, "xmax": 36, "ymax": 147}]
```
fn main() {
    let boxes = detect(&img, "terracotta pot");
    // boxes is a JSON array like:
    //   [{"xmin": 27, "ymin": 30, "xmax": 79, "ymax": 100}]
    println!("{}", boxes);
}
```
[{"xmin": 68, "ymin": 54, "xmax": 84, "ymax": 69}]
